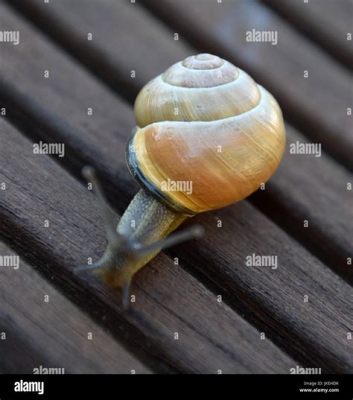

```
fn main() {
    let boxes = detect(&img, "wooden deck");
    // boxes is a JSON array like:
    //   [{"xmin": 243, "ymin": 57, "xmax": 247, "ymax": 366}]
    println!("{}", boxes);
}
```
[{"xmin": 0, "ymin": 0, "xmax": 352, "ymax": 374}]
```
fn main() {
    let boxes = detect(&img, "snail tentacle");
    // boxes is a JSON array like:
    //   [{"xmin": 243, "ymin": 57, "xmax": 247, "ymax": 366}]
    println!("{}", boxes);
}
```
[
  {"xmin": 75, "ymin": 247, "xmax": 116, "ymax": 273},
  {"xmin": 81, "ymin": 166, "xmax": 121, "ymax": 245},
  {"xmin": 76, "ymin": 167, "xmax": 202, "ymax": 308},
  {"xmin": 131, "ymin": 224, "xmax": 204, "ymax": 257}
]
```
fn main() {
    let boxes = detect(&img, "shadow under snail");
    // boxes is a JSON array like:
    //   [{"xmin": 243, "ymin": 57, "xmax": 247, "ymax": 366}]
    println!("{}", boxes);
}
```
[{"xmin": 76, "ymin": 53, "xmax": 286, "ymax": 307}]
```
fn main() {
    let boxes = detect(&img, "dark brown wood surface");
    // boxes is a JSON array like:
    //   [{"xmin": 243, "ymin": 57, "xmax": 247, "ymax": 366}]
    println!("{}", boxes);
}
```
[
  {"xmin": 4, "ymin": 0, "xmax": 352, "ymax": 285},
  {"xmin": 139, "ymin": 0, "xmax": 353, "ymax": 171},
  {"xmin": 0, "ymin": 117, "xmax": 296, "ymax": 373},
  {"xmin": 0, "ymin": 241, "xmax": 150, "ymax": 374},
  {"xmin": 6, "ymin": 0, "xmax": 188, "ymax": 103},
  {"xmin": 17, "ymin": 0, "xmax": 351, "ymax": 168},
  {"xmin": 4, "ymin": 0, "xmax": 353, "ymax": 282},
  {"xmin": 263, "ymin": 0, "xmax": 353, "ymax": 69},
  {"xmin": 0, "ymin": 0, "xmax": 352, "ymax": 373}
]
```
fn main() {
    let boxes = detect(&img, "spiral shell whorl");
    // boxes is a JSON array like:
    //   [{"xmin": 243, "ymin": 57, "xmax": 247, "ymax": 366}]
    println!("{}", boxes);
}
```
[
  {"xmin": 182, "ymin": 53, "xmax": 224, "ymax": 69},
  {"xmin": 163, "ymin": 53, "xmax": 238, "ymax": 88},
  {"xmin": 130, "ymin": 54, "xmax": 286, "ymax": 214},
  {"xmin": 134, "ymin": 53, "xmax": 260, "ymax": 127}
]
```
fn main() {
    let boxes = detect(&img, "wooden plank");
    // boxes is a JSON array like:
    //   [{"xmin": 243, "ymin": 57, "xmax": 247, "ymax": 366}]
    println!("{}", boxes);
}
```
[
  {"xmin": 7, "ymin": 1, "xmax": 352, "ymax": 168},
  {"xmin": 263, "ymin": 0, "xmax": 353, "ymax": 69},
  {"xmin": 0, "ymin": 242, "xmax": 151, "ymax": 374},
  {"xmin": 2, "ymin": 0, "xmax": 351, "ymax": 286},
  {"xmin": 0, "ymin": 118, "xmax": 296, "ymax": 373},
  {"xmin": 0, "ymin": 4, "xmax": 352, "ymax": 371},
  {"xmin": 175, "ymin": 202, "xmax": 353, "ymax": 373},
  {"xmin": 253, "ymin": 128, "xmax": 353, "ymax": 284},
  {"xmin": 5, "ymin": 0, "xmax": 188, "ymax": 102}
]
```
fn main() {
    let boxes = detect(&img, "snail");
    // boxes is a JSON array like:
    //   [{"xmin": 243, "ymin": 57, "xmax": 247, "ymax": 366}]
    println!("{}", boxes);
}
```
[{"xmin": 76, "ymin": 54, "xmax": 286, "ymax": 307}]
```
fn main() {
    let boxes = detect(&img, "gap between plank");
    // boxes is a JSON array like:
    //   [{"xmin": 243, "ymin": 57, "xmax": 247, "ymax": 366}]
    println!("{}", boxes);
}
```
[
  {"xmin": 0, "ymin": 98, "xmax": 345, "ymax": 373},
  {"xmin": 261, "ymin": 0, "xmax": 353, "ymax": 71},
  {"xmin": 0, "ymin": 2, "xmax": 351, "ymax": 371}
]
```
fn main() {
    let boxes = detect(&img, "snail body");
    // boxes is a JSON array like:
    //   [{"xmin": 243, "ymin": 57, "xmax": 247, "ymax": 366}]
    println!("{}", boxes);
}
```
[{"xmin": 77, "ymin": 54, "xmax": 286, "ymax": 306}]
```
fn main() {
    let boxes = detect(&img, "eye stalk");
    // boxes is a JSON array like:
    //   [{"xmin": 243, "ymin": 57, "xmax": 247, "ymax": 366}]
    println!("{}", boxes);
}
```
[{"xmin": 75, "ymin": 166, "xmax": 204, "ymax": 309}]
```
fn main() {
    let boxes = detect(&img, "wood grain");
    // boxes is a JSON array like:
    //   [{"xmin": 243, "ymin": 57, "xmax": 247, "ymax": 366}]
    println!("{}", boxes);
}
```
[
  {"xmin": 1, "ymin": 1, "xmax": 351, "ymax": 285},
  {"xmin": 0, "ymin": 3, "xmax": 352, "ymax": 371},
  {"xmin": 10, "ymin": 0, "xmax": 352, "ymax": 167},
  {"xmin": 0, "ymin": 118, "xmax": 295, "ymax": 373},
  {"xmin": 7, "ymin": 0, "xmax": 352, "ymax": 166},
  {"xmin": 5, "ymin": 0, "xmax": 188, "ymax": 103},
  {"xmin": 263, "ymin": 0, "xmax": 353, "ymax": 69},
  {"xmin": 0, "ymin": 242, "xmax": 151, "ymax": 374},
  {"xmin": 176, "ymin": 205, "xmax": 353, "ymax": 373},
  {"xmin": 253, "ymin": 129, "xmax": 353, "ymax": 285}
]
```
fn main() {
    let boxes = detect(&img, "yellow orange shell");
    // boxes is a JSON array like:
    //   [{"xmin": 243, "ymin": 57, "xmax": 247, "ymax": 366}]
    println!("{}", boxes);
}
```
[{"xmin": 128, "ymin": 54, "xmax": 286, "ymax": 215}]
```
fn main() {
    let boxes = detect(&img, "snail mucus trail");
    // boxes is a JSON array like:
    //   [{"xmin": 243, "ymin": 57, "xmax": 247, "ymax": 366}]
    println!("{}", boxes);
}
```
[{"xmin": 76, "ymin": 54, "xmax": 286, "ymax": 308}]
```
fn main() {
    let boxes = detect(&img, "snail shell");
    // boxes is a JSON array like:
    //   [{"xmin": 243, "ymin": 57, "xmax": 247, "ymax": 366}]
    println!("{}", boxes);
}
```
[{"xmin": 128, "ymin": 54, "xmax": 285, "ymax": 215}]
